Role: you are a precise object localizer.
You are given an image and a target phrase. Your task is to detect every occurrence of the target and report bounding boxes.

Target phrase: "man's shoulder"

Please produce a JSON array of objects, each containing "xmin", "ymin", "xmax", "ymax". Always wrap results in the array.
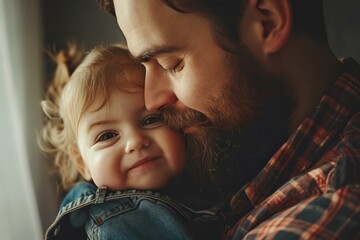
[
  {"xmin": 343, "ymin": 111, "xmax": 360, "ymax": 140},
  {"xmin": 329, "ymin": 111, "xmax": 360, "ymax": 189}
]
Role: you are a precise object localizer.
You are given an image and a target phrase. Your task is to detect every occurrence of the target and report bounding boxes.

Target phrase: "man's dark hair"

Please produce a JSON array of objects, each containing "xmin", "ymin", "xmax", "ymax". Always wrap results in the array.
[
  {"xmin": 97, "ymin": 0, "xmax": 116, "ymax": 16},
  {"xmin": 97, "ymin": 0, "xmax": 327, "ymax": 52}
]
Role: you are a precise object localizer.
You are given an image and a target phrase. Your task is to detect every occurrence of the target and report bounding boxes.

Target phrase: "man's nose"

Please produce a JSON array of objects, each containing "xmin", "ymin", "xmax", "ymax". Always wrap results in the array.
[
  {"xmin": 144, "ymin": 68, "xmax": 177, "ymax": 112},
  {"xmin": 124, "ymin": 131, "xmax": 150, "ymax": 154}
]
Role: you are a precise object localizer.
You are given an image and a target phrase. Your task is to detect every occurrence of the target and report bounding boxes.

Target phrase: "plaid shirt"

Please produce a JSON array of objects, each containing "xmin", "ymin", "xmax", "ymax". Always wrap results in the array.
[{"xmin": 225, "ymin": 58, "xmax": 360, "ymax": 239}]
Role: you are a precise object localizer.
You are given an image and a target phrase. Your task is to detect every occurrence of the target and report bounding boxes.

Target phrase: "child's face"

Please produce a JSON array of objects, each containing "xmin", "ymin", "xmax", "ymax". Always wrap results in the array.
[{"xmin": 76, "ymin": 89, "xmax": 186, "ymax": 190}]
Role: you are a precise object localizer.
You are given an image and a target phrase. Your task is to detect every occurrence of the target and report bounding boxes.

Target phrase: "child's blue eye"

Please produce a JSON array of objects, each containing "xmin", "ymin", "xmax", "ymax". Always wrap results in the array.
[
  {"xmin": 143, "ymin": 115, "xmax": 163, "ymax": 127},
  {"xmin": 96, "ymin": 131, "xmax": 118, "ymax": 142}
]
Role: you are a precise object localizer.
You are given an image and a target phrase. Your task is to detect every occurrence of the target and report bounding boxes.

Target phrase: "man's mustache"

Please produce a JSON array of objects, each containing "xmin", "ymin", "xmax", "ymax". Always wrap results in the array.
[{"xmin": 161, "ymin": 107, "xmax": 211, "ymax": 130}]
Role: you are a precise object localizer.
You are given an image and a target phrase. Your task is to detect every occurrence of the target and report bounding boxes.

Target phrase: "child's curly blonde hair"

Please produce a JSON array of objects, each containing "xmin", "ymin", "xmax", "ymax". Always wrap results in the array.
[{"xmin": 39, "ymin": 43, "xmax": 144, "ymax": 191}]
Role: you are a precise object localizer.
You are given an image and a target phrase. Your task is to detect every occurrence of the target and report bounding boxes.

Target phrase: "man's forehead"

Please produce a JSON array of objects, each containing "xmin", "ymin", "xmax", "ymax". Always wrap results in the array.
[
  {"xmin": 115, "ymin": 0, "xmax": 182, "ymax": 30},
  {"xmin": 114, "ymin": 0, "xmax": 170, "ymax": 50},
  {"xmin": 114, "ymin": 0, "xmax": 206, "ymax": 60},
  {"xmin": 114, "ymin": 0, "xmax": 167, "ymax": 18}
]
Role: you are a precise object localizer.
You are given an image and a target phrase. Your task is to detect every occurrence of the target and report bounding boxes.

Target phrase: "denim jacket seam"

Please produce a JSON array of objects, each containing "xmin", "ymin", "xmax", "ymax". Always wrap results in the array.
[{"xmin": 46, "ymin": 189, "xmax": 220, "ymax": 239}]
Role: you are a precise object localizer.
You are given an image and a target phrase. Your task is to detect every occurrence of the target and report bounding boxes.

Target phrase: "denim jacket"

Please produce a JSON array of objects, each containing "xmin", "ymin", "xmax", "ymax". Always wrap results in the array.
[{"xmin": 45, "ymin": 182, "xmax": 225, "ymax": 240}]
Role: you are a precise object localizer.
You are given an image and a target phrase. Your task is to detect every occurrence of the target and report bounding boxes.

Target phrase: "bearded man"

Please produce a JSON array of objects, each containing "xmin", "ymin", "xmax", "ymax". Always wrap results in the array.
[{"xmin": 98, "ymin": 0, "xmax": 360, "ymax": 238}]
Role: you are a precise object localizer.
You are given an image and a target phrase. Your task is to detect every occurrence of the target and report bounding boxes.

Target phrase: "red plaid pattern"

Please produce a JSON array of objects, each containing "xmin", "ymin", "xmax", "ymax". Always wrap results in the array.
[{"xmin": 226, "ymin": 58, "xmax": 360, "ymax": 239}]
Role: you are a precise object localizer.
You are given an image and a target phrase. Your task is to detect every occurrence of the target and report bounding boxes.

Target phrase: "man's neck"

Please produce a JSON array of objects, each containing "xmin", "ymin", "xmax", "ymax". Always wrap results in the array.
[{"xmin": 279, "ymin": 36, "xmax": 342, "ymax": 131}]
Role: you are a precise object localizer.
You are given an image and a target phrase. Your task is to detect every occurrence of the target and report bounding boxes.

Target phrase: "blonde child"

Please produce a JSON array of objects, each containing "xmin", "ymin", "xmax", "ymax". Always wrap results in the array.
[{"xmin": 40, "ymin": 44, "xmax": 223, "ymax": 239}]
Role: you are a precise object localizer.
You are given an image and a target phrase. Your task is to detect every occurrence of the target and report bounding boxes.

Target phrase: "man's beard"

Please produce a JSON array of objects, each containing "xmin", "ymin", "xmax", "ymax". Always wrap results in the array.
[{"xmin": 163, "ymin": 48, "xmax": 293, "ymax": 194}]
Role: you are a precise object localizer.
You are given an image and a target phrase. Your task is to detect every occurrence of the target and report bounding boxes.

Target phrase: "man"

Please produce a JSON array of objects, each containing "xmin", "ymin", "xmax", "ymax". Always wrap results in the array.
[{"xmin": 98, "ymin": 0, "xmax": 360, "ymax": 239}]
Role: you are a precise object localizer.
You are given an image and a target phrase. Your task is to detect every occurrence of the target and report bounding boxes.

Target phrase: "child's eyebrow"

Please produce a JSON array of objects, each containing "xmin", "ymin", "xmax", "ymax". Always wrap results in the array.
[{"xmin": 87, "ymin": 119, "xmax": 119, "ymax": 132}]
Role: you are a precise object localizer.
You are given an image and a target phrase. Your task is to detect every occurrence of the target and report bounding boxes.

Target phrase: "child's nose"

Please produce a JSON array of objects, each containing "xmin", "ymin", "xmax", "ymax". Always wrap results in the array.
[{"xmin": 124, "ymin": 131, "xmax": 150, "ymax": 154}]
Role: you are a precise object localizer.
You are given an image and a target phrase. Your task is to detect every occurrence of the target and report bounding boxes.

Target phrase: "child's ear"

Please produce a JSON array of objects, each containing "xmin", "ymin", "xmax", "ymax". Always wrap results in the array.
[
  {"xmin": 241, "ymin": 0, "xmax": 292, "ymax": 55},
  {"xmin": 69, "ymin": 145, "xmax": 91, "ymax": 181}
]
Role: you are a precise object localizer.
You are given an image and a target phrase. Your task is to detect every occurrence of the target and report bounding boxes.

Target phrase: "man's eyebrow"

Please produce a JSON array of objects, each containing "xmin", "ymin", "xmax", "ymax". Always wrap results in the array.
[{"xmin": 135, "ymin": 47, "xmax": 180, "ymax": 63}]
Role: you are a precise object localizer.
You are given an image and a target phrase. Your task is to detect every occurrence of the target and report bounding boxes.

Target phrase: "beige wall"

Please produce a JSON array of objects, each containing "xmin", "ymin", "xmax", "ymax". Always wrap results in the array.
[{"xmin": 0, "ymin": 0, "xmax": 48, "ymax": 239}]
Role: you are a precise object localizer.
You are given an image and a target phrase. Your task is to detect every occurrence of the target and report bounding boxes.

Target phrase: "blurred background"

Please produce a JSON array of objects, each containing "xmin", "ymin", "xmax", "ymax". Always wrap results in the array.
[{"xmin": 0, "ymin": 0, "xmax": 359, "ymax": 239}]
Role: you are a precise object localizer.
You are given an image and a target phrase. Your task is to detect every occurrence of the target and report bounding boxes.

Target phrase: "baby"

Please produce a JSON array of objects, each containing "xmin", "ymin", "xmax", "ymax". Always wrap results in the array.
[{"xmin": 40, "ymin": 44, "xmax": 224, "ymax": 239}]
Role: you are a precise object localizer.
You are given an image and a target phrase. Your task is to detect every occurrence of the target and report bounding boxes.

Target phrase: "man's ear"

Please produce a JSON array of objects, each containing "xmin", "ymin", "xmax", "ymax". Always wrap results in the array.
[
  {"xmin": 258, "ymin": 0, "xmax": 292, "ymax": 54},
  {"xmin": 241, "ymin": 0, "xmax": 292, "ymax": 55},
  {"xmin": 69, "ymin": 145, "xmax": 92, "ymax": 181}
]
